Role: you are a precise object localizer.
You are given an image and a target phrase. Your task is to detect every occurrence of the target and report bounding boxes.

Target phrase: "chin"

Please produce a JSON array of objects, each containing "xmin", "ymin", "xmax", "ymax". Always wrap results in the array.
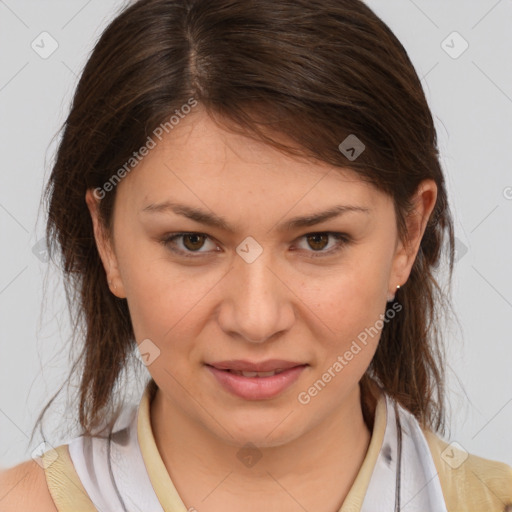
[{"xmin": 215, "ymin": 416, "xmax": 304, "ymax": 450}]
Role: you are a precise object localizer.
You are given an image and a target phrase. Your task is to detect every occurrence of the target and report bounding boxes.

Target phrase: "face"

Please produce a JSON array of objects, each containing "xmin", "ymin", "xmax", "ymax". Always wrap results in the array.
[{"xmin": 86, "ymin": 107, "xmax": 435, "ymax": 448}]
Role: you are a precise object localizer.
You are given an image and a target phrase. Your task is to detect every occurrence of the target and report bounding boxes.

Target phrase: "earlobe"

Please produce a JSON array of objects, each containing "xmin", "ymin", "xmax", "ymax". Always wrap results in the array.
[
  {"xmin": 387, "ymin": 284, "xmax": 401, "ymax": 302},
  {"xmin": 84, "ymin": 189, "xmax": 127, "ymax": 299},
  {"xmin": 388, "ymin": 244, "xmax": 409, "ymax": 299}
]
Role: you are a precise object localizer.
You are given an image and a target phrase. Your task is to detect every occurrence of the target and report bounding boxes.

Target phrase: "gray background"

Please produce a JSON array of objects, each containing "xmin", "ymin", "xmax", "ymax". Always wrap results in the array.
[{"xmin": 1, "ymin": 0, "xmax": 511, "ymax": 470}]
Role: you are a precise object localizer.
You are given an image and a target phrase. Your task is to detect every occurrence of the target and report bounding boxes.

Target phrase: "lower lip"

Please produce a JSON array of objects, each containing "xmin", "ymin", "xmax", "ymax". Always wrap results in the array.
[{"xmin": 206, "ymin": 365, "xmax": 307, "ymax": 400}]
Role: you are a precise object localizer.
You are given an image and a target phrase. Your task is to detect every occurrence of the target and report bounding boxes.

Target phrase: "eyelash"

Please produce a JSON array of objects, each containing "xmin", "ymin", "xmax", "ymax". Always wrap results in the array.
[{"xmin": 159, "ymin": 231, "xmax": 351, "ymax": 259}]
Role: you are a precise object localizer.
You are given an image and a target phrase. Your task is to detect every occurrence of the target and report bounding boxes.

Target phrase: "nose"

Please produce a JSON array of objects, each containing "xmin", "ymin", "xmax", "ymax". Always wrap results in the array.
[{"xmin": 217, "ymin": 249, "xmax": 295, "ymax": 344}]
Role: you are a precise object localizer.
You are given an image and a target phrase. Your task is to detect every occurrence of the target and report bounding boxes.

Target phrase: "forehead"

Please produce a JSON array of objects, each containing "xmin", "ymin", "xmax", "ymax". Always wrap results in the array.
[{"xmin": 116, "ymin": 109, "xmax": 387, "ymax": 214}]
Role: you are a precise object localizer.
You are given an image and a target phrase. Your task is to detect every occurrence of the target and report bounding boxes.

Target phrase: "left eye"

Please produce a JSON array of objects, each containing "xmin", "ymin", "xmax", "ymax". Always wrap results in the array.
[
  {"xmin": 160, "ymin": 231, "xmax": 351, "ymax": 258},
  {"xmin": 295, "ymin": 232, "xmax": 350, "ymax": 257}
]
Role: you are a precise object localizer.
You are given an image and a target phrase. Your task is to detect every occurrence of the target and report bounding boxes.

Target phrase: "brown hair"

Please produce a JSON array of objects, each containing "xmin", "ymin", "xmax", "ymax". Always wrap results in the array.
[{"xmin": 32, "ymin": 0, "xmax": 455, "ymax": 444}]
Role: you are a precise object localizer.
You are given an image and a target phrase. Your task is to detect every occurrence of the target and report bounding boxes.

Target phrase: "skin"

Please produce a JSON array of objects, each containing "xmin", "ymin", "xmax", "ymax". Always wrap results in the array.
[
  {"xmin": 0, "ymin": 459, "xmax": 58, "ymax": 512},
  {"xmin": 85, "ymin": 106, "xmax": 437, "ymax": 512}
]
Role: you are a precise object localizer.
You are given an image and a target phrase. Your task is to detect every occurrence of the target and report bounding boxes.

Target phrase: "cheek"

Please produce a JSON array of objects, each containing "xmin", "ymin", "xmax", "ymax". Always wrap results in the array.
[
  {"xmin": 116, "ymin": 240, "xmax": 214, "ymax": 342},
  {"xmin": 305, "ymin": 249, "xmax": 391, "ymax": 370},
  {"xmin": 308, "ymin": 255, "xmax": 388, "ymax": 331},
  {"xmin": 115, "ymin": 236, "xmax": 172, "ymax": 337}
]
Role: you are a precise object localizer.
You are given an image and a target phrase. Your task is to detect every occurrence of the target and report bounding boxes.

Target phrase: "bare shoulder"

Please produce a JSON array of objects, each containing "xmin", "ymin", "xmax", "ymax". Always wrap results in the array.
[{"xmin": 0, "ymin": 458, "xmax": 58, "ymax": 512}]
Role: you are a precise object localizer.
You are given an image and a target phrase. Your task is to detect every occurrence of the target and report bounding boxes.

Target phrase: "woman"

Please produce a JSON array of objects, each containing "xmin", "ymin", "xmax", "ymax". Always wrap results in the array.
[{"xmin": 1, "ymin": 0, "xmax": 511, "ymax": 510}]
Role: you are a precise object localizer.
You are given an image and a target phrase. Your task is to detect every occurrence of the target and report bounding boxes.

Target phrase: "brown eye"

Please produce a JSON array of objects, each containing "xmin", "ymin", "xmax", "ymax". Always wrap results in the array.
[
  {"xmin": 181, "ymin": 233, "xmax": 207, "ymax": 251},
  {"xmin": 161, "ymin": 232, "xmax": 217, "ymax": 257},
  {"xmin": 295, "ymin": 232, "xmax": 351, "ymax": 258},
  {"xmin": 306, "ymin": 233, "xmax": 329, "ymax": 251}
]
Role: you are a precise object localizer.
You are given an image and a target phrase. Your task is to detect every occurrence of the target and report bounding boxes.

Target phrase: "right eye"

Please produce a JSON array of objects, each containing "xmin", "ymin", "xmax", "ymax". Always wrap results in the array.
[{"xmin": 160, "ymin": 232, "xmax": 219, "ymax": 257}]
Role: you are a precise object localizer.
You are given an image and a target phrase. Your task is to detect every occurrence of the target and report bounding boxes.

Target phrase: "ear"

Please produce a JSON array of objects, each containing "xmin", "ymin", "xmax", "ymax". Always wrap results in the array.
[
  {"xmin": 387, "ymin": 179, "xmax": 437, "ymax": 300},
  {"xmin": 85, "ymin": 189, "xmax": 127, "ymax": 299}
]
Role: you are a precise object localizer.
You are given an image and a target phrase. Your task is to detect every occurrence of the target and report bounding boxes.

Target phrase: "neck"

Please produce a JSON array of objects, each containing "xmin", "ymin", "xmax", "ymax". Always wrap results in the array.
[{"xmin": 149, "ymin": 380, "xmax": 379, "ymax": 510}]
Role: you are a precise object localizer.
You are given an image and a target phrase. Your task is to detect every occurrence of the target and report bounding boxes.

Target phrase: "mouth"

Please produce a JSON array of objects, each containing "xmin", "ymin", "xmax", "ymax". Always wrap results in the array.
[
  {"xmin": 206, "ymin": 359, "xmax": 307, "ymax": 373},
  {"xmin": 216, "ymin": 368, "xmax": 289, "ymax": 378},
  {"xmin": 205, "ymin": 360, "xmax": 309, "ymax": 400}
]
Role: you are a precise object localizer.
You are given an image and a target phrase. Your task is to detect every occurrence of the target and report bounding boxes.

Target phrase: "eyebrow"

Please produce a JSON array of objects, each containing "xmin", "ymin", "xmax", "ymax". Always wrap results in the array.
[{"xmin": 141, "ymin": 201, "xmax": 371, "ymax": 233}]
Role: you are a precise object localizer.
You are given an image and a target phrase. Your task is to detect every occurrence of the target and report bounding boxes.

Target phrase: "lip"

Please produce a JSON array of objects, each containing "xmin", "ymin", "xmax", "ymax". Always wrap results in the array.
[
  {"xmin": 207, "ymin": 359, "xmax": 305, "ymax": 372},
  {"xmin": 206, "ymin": 363, "xmax": 307, "ymax": 400}
]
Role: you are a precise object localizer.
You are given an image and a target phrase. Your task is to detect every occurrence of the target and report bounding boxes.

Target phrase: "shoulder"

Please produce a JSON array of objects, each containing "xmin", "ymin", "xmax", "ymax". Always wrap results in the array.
[
  {"xmin": 0, "ymin": 457, "xmax": 58, "ymax": 512},
  {"xmin": 423, "ymin": 429, "xmax": 512, "ymax": 511},
  {"xmin": 1, "ymin": 443, "xmax": 97, "ymax": 512}
]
